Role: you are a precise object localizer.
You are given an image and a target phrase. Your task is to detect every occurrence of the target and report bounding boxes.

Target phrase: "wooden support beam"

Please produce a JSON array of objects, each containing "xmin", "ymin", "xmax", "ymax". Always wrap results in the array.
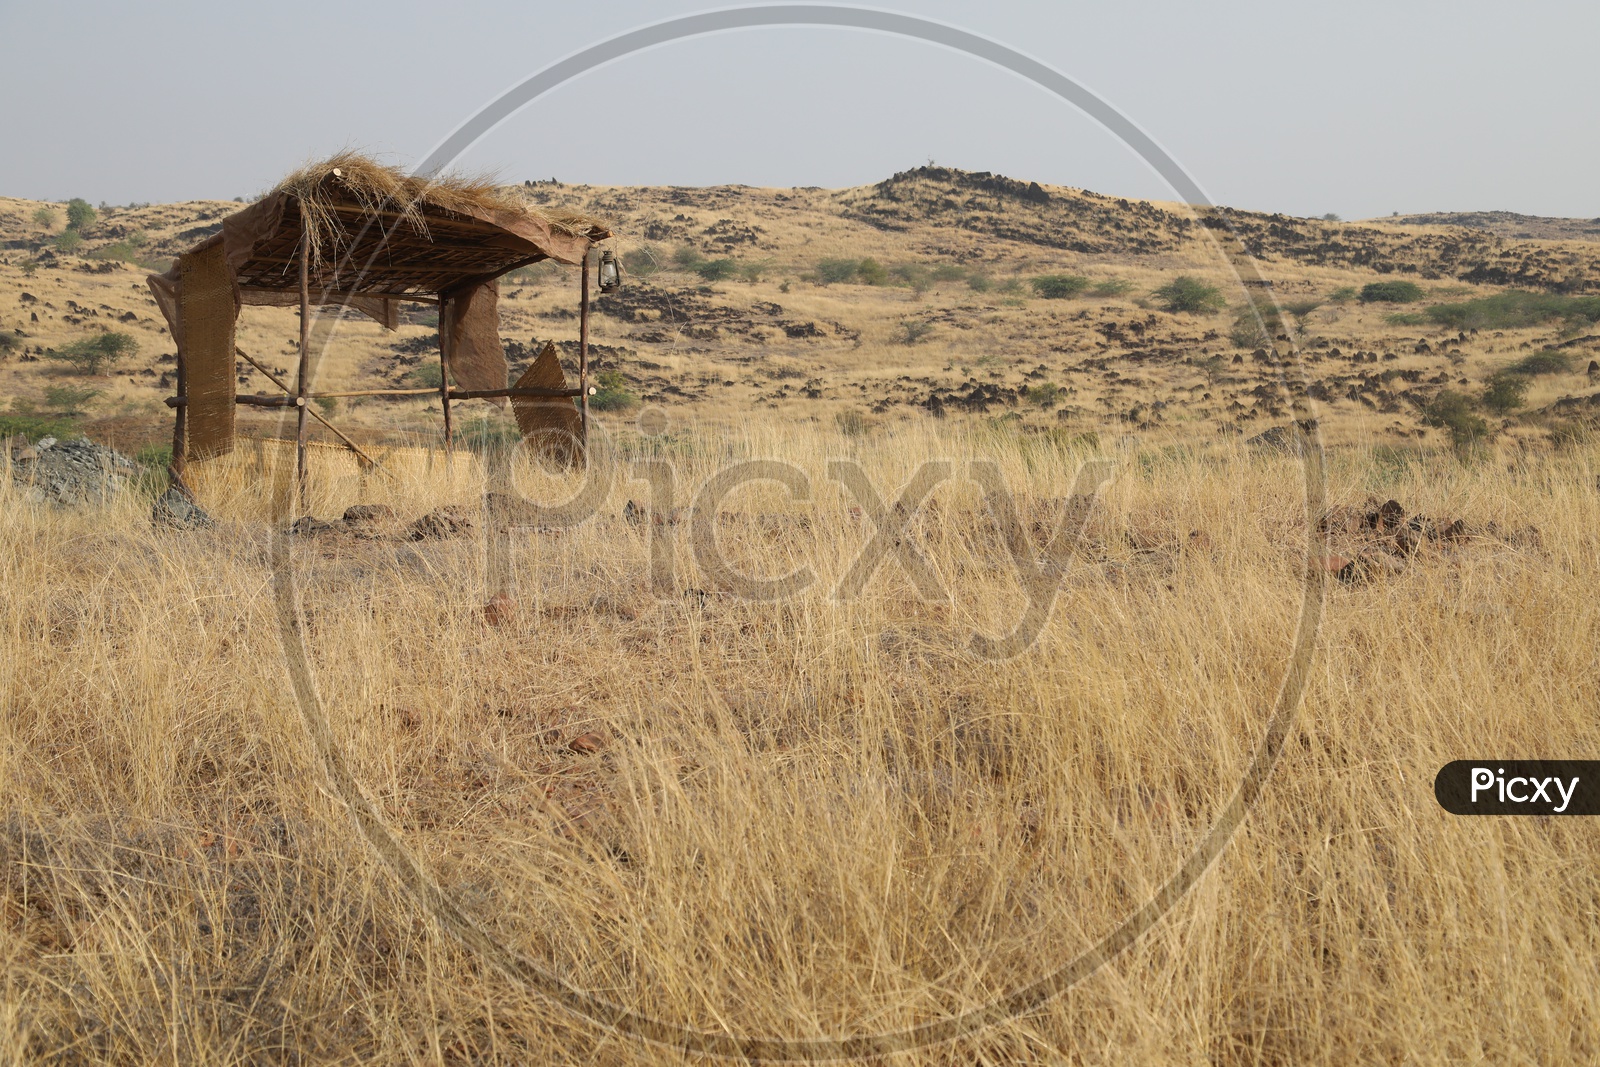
[
  {"xmin": 439, "ymin": 299, "xmax": 453, "ymax": 453},
  {"xmin": 238, "ymin": 285, "xmax": 439, "ymax": 306},
  {"xmin": 238, "ymin": 394, "xmax": 301, "ymax": 408},
  {"xmin": 234, "ymin": 347, "xmax": 385, "ymax": 474},
  {"xmin": 296, "ymin": 228, "xmax": 310, "ymax": 511},
  {"xmin": 579, "ymin": 250, "xmax": 590, "ymax": 458},
  {"xmin": 450, "ymin": 386, "xmax": 585, "ymax": 400}
]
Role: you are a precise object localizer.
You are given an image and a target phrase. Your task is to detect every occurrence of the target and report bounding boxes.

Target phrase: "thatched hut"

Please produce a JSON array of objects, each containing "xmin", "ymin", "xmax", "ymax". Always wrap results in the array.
[{"xmin": 147, "ymin": 153, "xmax": 614, "ymax": 499}]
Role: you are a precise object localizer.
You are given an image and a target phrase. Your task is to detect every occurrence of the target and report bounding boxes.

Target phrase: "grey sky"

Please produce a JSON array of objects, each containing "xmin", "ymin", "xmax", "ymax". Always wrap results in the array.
[{"xmin": 1, "ymin": 1, "xmax": 1594, "ymax": 221}]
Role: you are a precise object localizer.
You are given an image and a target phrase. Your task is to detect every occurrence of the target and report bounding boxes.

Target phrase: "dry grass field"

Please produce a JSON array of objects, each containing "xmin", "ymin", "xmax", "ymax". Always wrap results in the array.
[{"xmin": 3, "ymin": 169, "xmax": 1600, "ymax": 1063}]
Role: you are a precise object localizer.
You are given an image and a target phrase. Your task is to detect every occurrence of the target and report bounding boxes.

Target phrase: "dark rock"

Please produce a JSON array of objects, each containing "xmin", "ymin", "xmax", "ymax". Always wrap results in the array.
[{"xmin": 152, "ymin": 486, "xmax": 213, "ymax": 529}]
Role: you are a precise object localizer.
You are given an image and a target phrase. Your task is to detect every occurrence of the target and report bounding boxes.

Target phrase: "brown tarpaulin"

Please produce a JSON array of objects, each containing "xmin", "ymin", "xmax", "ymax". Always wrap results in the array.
[
  {"xmin": 441, "ymin": 281, "xmax": 508, "ymax": 404},
  {"xmin": 177, "ymin": 243, "xmax": 237, "ymax": 458},
  {"xmin": 511, "ymin": 342, "xmax": 582, "ymax": 463}
]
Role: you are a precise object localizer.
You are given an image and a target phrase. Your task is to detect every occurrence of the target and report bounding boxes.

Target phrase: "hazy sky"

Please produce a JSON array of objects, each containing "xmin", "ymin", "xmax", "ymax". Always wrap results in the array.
[{"xmin": 1, "ymin": 1, "xmax": 1594, "ymax": 221}]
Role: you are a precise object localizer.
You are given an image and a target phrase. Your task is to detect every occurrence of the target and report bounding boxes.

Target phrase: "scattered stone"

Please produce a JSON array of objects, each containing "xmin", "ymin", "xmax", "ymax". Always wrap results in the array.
[
  {"xmin": 568, "ymin": 732, "xmax": 606, "ymax": 755},
  {"xmin": 9, "ymin": 436, "xmax": 140, "ymax": 507},
  {"xmin": 287, "ymin": 515, "xmax": 336, "ymax": 535},
  {"xmin": 407, "ymin": 506, "xmax": 473, "ymax": 540},
  {"xmin": 1319, "ymin": 554, "xmax": 1357, "ymax": 582},
  {"xmin": 151, "ymin": 486, "xmax": 213, "ymax": 529},
  {"xmin": 1245, "ymin": 425, "xmax": 1296, "ymax": 452},
  {"xmin": 482, "ymin": 593, "xmax": 517, "ymax": 627},
  {"xmin": 342, "ymin": 503, "xmax": 395, "ymax": 524}
]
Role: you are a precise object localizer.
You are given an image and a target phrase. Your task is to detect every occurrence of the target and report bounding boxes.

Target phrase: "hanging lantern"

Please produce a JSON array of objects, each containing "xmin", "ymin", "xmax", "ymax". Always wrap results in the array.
[{"xmin": 597, "ymin": 249, "xmax": 622, "ymax": 292}]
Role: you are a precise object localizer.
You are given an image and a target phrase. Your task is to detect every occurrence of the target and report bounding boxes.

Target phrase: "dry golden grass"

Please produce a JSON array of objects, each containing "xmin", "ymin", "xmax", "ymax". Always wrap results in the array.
[{"xmin": 3, "ymin": 412, "xmax": 1598, "ymax": 1062}]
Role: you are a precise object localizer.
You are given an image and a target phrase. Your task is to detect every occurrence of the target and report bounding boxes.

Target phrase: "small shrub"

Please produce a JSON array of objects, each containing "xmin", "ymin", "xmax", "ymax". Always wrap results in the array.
[
  {"xmin": 1480, "ymin": 372, "xmax": 1528, "ymax": 415},
  {"xmin": 1321, "ymin": 212, "xmax": 1341, "ymax": 222},
  {"xmin": 835, "ymin": 410, "xmax": 868, "ymax": 437},
  {"xmin": 1152, "ymin": 275, "xmax": 1226, "ymax": 314},
  {"xmin": 1328, "ymin": 286, "xmax": 1359, "ymax": 304},
  {"xmin": 406, "ymin": 362, "xmax": 444, "ymax": 389},
  {"xmin": 313, "ymin": 396, "xmax": 338, "ymax": 416},
  {"xmin": 0, "ymin": 332, "xmax": 19, "ymax": 357},
  {"xmin": 1284, "ymin": 298, "xmax": 1323, "ymax": 318},
  {"xmin": 1507, "ymin": 351, "xmax": 1572, "ymax": 376},
  {"xmin": 1360, "ymin": 280, "xmax": 1425, "ymax": 303},
  {"xmin": 1089, "ymin": 279, "xmax": 1133, "ymax": 298},
  {"xmin": 1422, "ymin": 389, "xmax": 1488, "ymax": 447},
  {"xmin": 896, "ymin": 320, "xmax": 935, "ymax": 345},
  {"xmin": 815, "ymin": 258, "xmax": 860, "ymax": 285},
  {"xmin": 1030, "ymin": 274, "xmax": 1090, "ymax": 299},
  {"xmin": 892, "ymin": 263, "xmax": 931, "ymax": 293},
  {"xmin": 695, "ymin": 258, "xmax": 738, "ymax": 282},
  {"xmin": 997, "ymin": 277, "xmax": 1024, "ymax": 295},
  {"xmin": 855, "ymin": 258, "xmax": 888, "ymax": 286},
  {"xmin": 65, "ymin": 198, "xmax": 96, "ymax": 231},
  {"xmin": 1023, "ymin": 382, "xmax": 1061, "ymax": 406},
  {"xmin": 1230, "ymin": 301, "xmax": 1284, "ymax": 347},
  {"xmin": 47, "ymin": 330, "xmax": 138, "ymax": 375},
  {"xmin": 1385, "ymin": 312, "xmax": 1428, "ymax": 326},
  {"xmin": 737, "ymin": 259, "xmax": 771, "ymax": 284},
  {"xmin": 1425, "ymin": 291, "xmax": 1600, "ymax": 331},
  {"xmin": 621, "ymin": 247, "xmax": 660, "ymax": 277},
  {"xmin": 53, "ymin": 231, "xmax": 83, "ymax": 253},
  {"xmin": 43, "ymin": 384, "xmax": 100, "ymax": 414},
  {"xmin": 0, "ymin": 413, "xmax": 78, "ymax": 440},
  {"xmin": 31, "ymin": 206, "xmax": 57, "ymax": 231},
  {"xmin": 589, "ymin": 369, "xmax": 638, "ymax": 412},
  {"xmin": 930, "ymin": 263, "xmax": 967, "ymax": 283},
  {"xmin": 672, "ymin": 246, "xmax": 706, "ymax": 271},
  {"xmin": 966, "ymin": 272, "xmax": 992, "ymax": 293}
]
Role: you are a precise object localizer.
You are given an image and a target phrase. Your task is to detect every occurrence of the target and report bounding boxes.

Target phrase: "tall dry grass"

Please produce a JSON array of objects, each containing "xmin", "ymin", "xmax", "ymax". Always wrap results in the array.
[{"xmin": 1, "ymin": 420, "xmax": 1597, "ymax": 1063}]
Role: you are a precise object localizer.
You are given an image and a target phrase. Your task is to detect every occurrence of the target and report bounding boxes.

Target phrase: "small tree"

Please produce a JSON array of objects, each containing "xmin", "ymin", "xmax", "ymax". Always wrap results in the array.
[
  {"xmin": 1152, "ymin": 275, "xmax": 1226, "ymax": 314},
  {"xmin": 815, "ymin": 258, "xmax": 860, "ymax": 285},
  {"xmin": 65, "ymin": 198, "xmax": 97, "ymax": 231},
  {"xmin": 695, "ymin": 258, "xmax": 738, "ymax": 282},
  {"xmin": 1422, "ymin": 389, "xmax": 1488, "ymax": 447},
  {"xmin": 32, "ymin": 206, "xmax": 58, "ymax": 231},
  {"xmin": 54, "ymin": 230, "xmax": 83, "ymax": 253},
  {"xmin": 1480, "ymin": 372, "xmax": 1528, "ymax": 415},
  {"xmin": 47, "ymin": 331, "xmax": 138, "ymax": 375}
]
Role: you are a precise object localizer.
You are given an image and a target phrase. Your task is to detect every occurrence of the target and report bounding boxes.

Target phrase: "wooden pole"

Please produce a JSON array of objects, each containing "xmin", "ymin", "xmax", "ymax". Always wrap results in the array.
[
  {"xmin": 296, "ymin": 227, "xmax": 310, "ymax": 513},
  {"xmin": 233, "ymin": 349, "xmax": 386, "ymax": 473},
  {"xmin": 439, "ymin": 295, "xmax": 454, "ymax": 455},
  {"xmin": 578, "ymin": 249, "xmax": 590, "ymax": 460},
  {"xmin": 170, "ymin": 311, "xmax": 188, "ymax": 493}
]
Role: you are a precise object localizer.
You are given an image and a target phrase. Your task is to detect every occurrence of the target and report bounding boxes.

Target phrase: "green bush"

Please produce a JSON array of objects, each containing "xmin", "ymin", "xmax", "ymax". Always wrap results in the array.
[
  {"xmin": 589, "ymin": 369, "xmax": 637, "ymax": 411},
  {"xmin": 0, "ymin": 413, "xmax": 79, "ymax": 440},
  {"xmin": 1089, "ymin": 279, "xmax": 1133, "ymax": 298},
  {"xmin": 313, "ymin": 396, "xmax": 338, "ymax": 416},
  {"xmin": 53, "ymin": 230, "xmax": 83, "ymax": 253},
  {"xmin": 695, "ymin": 258, "xmax": 738, "ymax": 282},
  {"xmin": 65, "ymin": 198, "xmax": 96, "ymax": 231},
  {"xmin": 43, "ymin": 384, "xmax": 100, "ymax": 414},
  {"xmin": 621, "ymin": 247, "xmax": 660, "ymax": 277},
  {"xmin": 1480, "ymin": 372, "xmax": 1528, "ymax": 415},
  {"xmin": 1360, "ymin": 281, "xmax": 1425, "ymax": 303},
  {"xmin": 406, "ymin": 362, "xmax": 444, "ymax": 389},
  {"xmin": 930, "ymin": 263, "xmax": 967, "ymax": 283},
  {"xmin": 672, "ymin": 246, "xmax": 706, "ymax": 271},
  {"xmin": 966, "ymin": 272, "xmax": 992, "ymax": 293},
  {"xmin": 1328, "ymin": 286, "xmax": 1359, "ymax": 304},
  {"xmin": 815, "ymin": 258, "xmax": 861, "ymax": 285},
  {"xmin": 896, "ymin": 320, "xmax": 935, "ymax": 345},
  {"xmin": 46, "ymin": 331, "xmax": 138, "ymax": 375},
  {"xmin": 1030, "ymin": 274, "xmax": 1090, "ymax": 299},
  {"xmin": 1507, "ymin": 351, "xmax": 1572, "ymax": 376},
  {"xmin": 1422, "ymin": 389, "xmax": 1488, "ymax": 447},
  {"xmin": 1424, "ymin": 291, "xmax": 1600, "ymax": 331},
  {"xmin": 1385, "ymin": 312, "xmax": 1428, "ymax": 326},
  {"xmin": 1023, "ymin": 382, "xmax": 1061, "ymax": 406},
  {"xmin": 1151, "ymin": 275, "xmax": 1226, "ymax": 314},
  {"xmin": 855, "ymin": 258, "xmax": 888, "ymax": 286},
  {"xmin": 31, "ymin": 206, "xmax": 57, "ymax": 231}
]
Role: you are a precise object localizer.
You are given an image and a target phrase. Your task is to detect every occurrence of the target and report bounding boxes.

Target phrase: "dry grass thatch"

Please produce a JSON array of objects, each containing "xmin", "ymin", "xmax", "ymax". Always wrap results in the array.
[{"xmin": 269, "ymin": 151, "xmax": 609, "ymax": 268}]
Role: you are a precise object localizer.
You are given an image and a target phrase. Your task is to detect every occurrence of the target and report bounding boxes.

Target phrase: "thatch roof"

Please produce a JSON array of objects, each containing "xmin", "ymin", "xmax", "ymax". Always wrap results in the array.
[{"xmin": 161, "ymin": 152, "xmax": 612, "ymax": 305}]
